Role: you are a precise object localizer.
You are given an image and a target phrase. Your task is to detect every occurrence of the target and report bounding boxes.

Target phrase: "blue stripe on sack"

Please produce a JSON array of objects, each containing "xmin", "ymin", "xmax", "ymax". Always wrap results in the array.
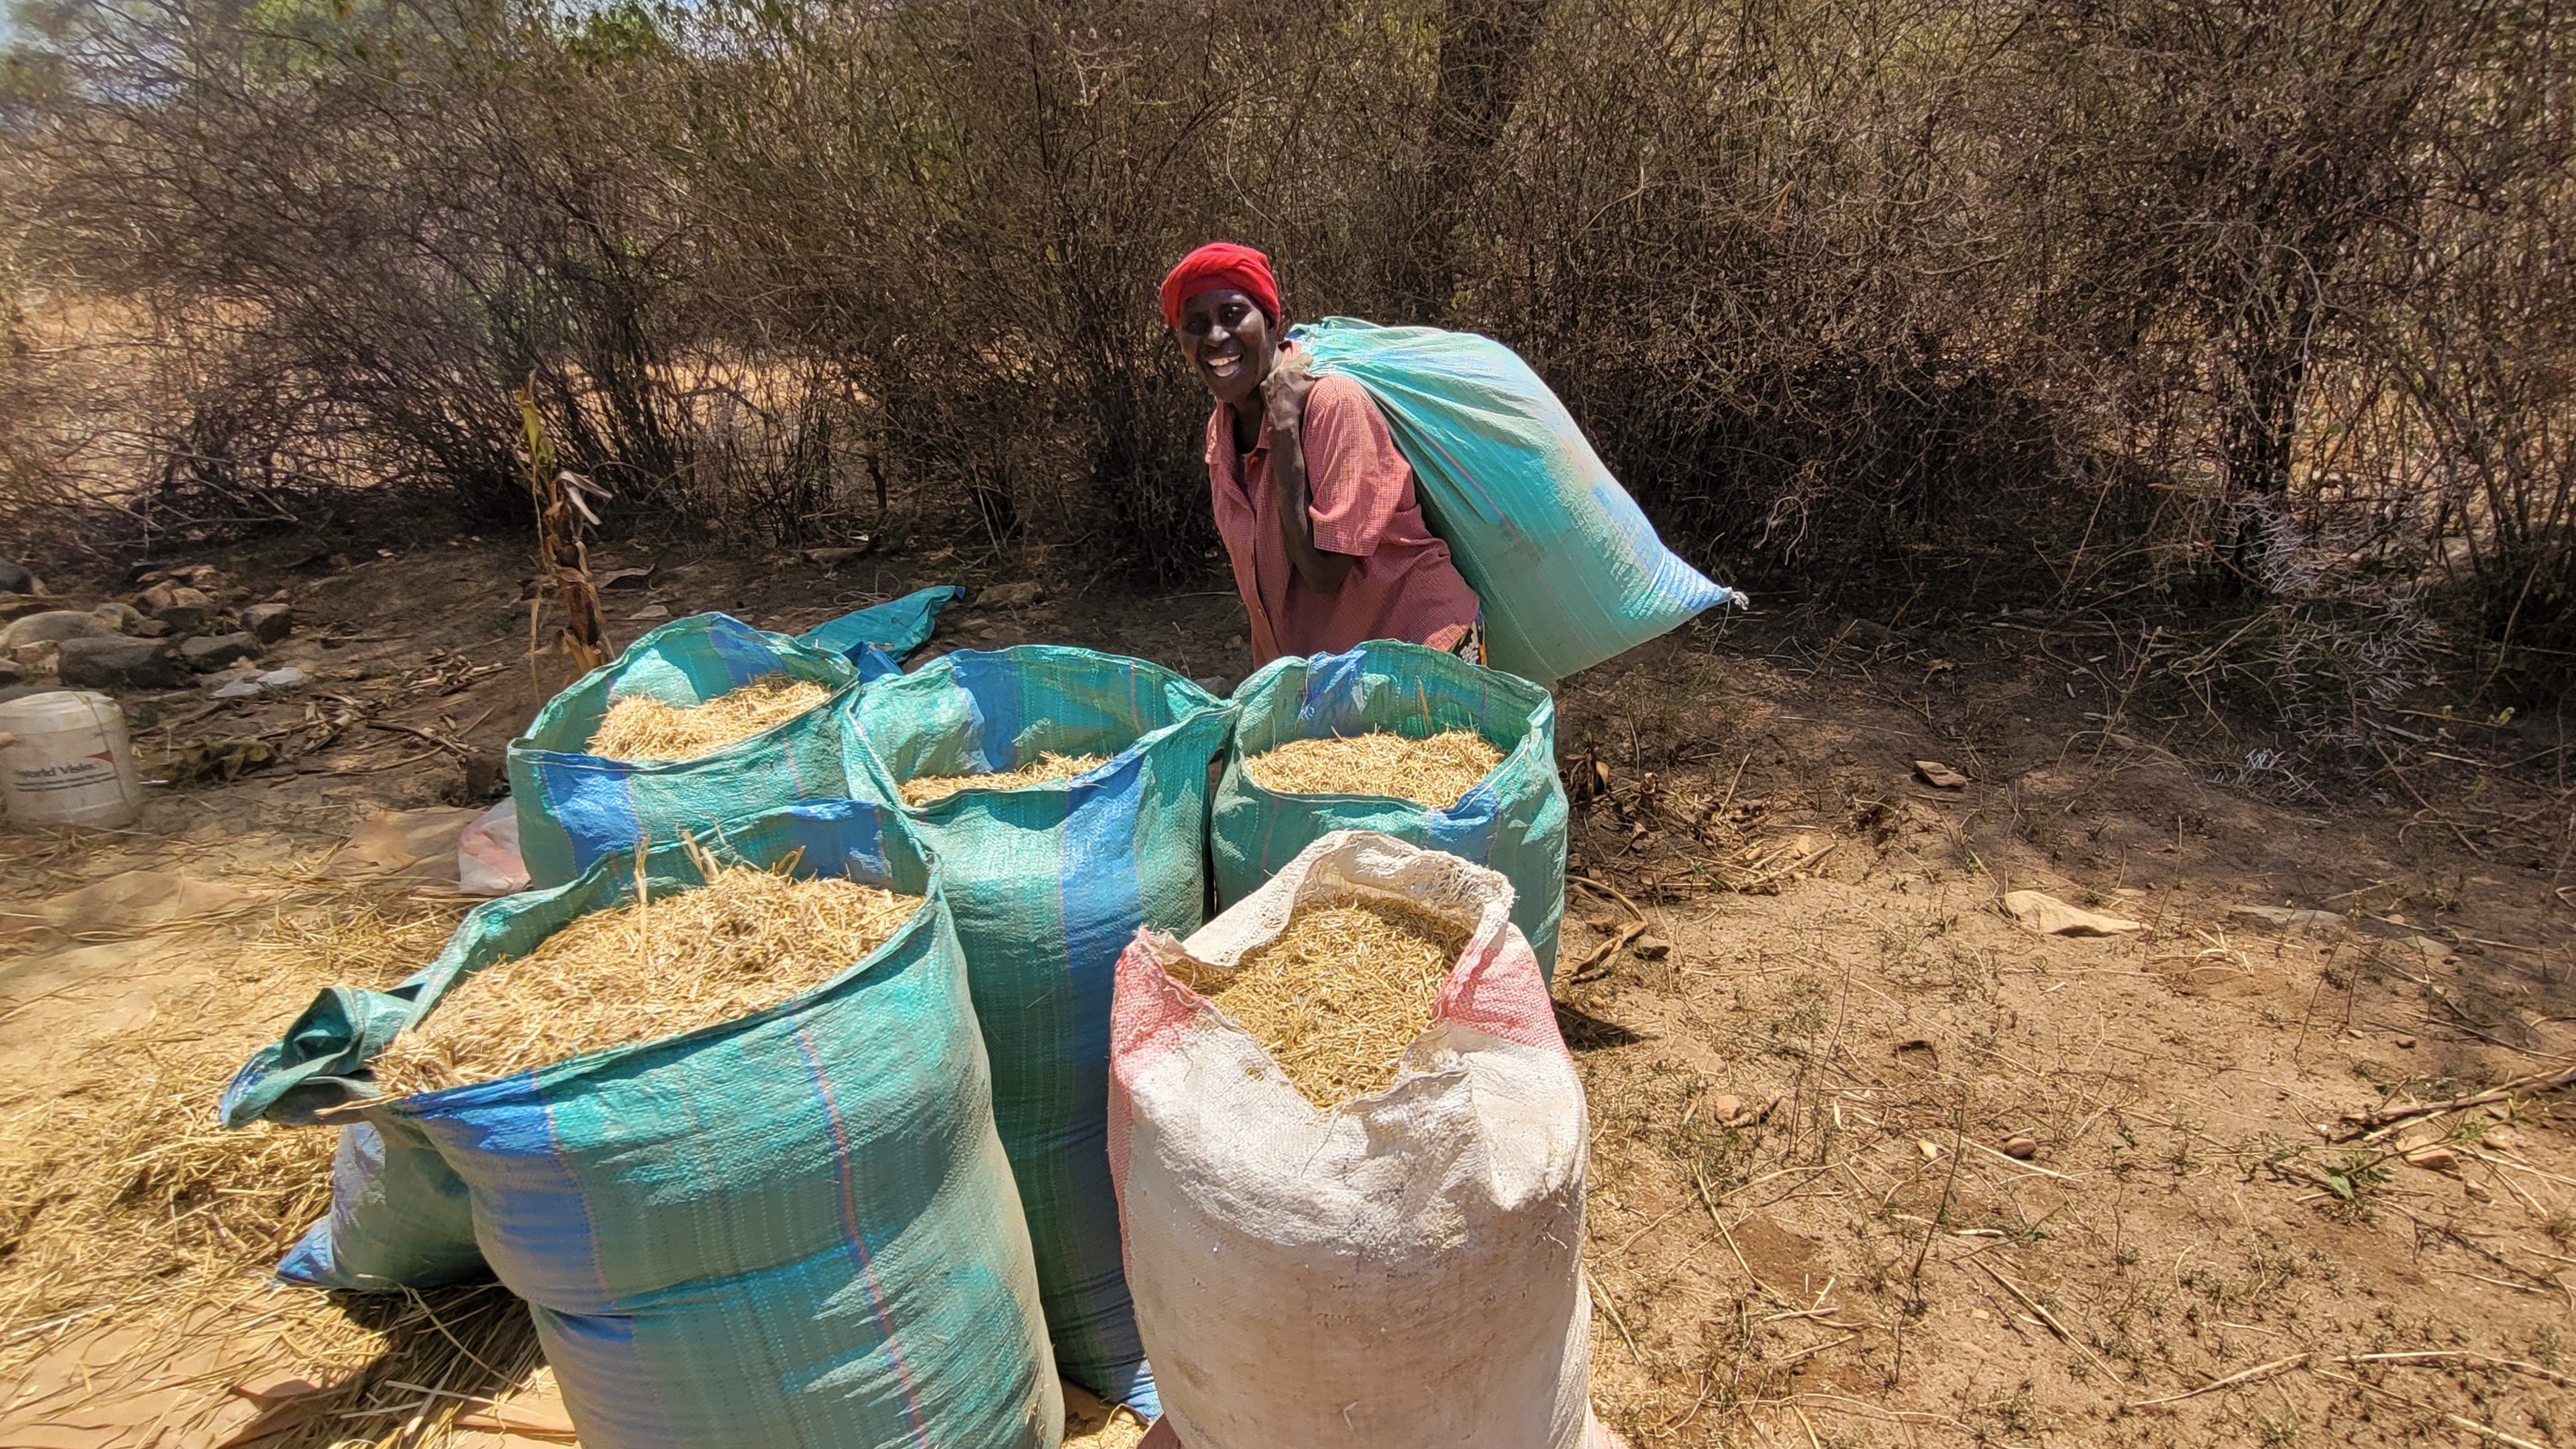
[
  {"xmin": 788, "ymin": 1018, "xmax": 933, "ymax": 1445},
  {"xmin": 542, "ymin": 760, "xmax": 641, "ymax": 878},
  {"xmin": 950, "ymin": 652, "xmax": 1021, "ymax": 772},
  {"xmin": 705, "ymin": 616, "xmax": 779, "ymax": 689},
  {"xmin": 532, "ymin": 1304, "xmax": 681, "ymax": 1449},
  {"xmin": 419, "ymin": 1087, "xmax": 614, "ymax": 1313},
  {"xmin": 1052, "ymin": 750, "xmax": 1150, "ymax": 1391}
]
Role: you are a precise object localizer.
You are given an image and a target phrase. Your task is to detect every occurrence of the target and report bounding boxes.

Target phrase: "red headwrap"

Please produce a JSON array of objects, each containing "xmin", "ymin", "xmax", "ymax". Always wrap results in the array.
[{"xmin": 1159, "ymin": 242, "xmax": 1280, "ymax": 330}]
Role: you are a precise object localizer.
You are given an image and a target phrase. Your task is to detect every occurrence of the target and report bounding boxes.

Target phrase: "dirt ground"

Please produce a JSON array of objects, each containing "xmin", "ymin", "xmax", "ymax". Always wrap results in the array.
[{"xmin": 2, "ymin": 532, "xmax": 2571, "ymax": 1447}]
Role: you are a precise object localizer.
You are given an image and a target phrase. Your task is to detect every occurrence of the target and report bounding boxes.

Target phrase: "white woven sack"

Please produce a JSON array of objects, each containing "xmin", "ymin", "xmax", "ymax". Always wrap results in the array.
[{"xmin": 1108, "ymin": 830, "xmax": 1617, "ymax": 1449}]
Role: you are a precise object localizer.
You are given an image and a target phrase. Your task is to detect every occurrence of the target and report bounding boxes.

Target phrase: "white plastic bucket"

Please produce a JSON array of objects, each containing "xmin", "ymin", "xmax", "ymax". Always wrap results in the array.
[{"xmin": 0, "ymin": 691, "xmax": 144, "ymax": 830}]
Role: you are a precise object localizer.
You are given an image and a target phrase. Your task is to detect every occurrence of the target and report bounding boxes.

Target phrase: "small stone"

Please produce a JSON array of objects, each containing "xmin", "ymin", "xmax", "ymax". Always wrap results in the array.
[
  {"xmin": 2, "ymin": 610, "xmax": 115, "ymax": 649},
  {"xmin": 1918, "ymin": 1139, "xmax": 1945, "ymax": 1161},
  {"xmin": 1914, "ymin": 759, "xmax": 1969, "ymax": 788},
  {"xmin": 179, "ymin": 632, "xmax": 261, "ymax": 672},
  {"xmin": 210, "ymin": 679, "xmax": 264, "ymax": 700},
  {"xmin": 240, "ymin": 602, "xmax": 295, "ymax": 643},
  {"xmin": 2404, "ymin": 1145, "xmax": 2460, "ymax": 1172},
  {"xmin": 2002, "ymin": 889, "xmax": 2142, "ymax": 937},
  {"xmin": 56, "ymin": 635, "xmax": 186, "ymax": 690},
  {"xmin": 1705, "ymin": 1093, "xmax": 1743, "ymax": 1123},
  {"xmin": 255, "ymin": 666, "xmax": 308, "ymax": 690},
  {"xmin": 2486, "ymin": 1126, "xmax": 2523, "ymax": 1150},
  {"xmin": 0, "ymin": 557, "xmax": 30, "ymax": 594},
  {"xmin": 979, "ymin": 581, "xmax": 1045, "ymax": 609},
  {"xmin": 2394, "ymin": 1035, "xmax": 2416, "ymax": 1049},
  {"xmin": 2002, "ymin": 1135, "xmax": 2039, "ymax": 1159},
  {"xmin": 132, "ymin": 617, "xmax": 170, "ymax": 638},
  {"xmin": 1634, "ymin": 934, "xmax": 1672, "ymax": 959},
  {"xmin": 627, "ymin": 603, "xmax": 671, "ymax": 621},
  {"xmin": 151, "ymin": 583, "xmax": 215, "ymax": 620}
]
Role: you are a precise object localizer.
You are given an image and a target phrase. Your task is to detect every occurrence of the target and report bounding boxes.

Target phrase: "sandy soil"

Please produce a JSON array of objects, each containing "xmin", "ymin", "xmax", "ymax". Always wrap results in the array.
[{"xmin": 2, "ymin": 532, "xmax": 2570, "ymax": 1447}]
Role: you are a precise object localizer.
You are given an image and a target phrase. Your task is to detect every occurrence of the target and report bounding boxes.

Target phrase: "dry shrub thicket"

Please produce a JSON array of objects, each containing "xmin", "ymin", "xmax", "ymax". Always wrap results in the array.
[{"xmin": 0, "ymin": 0, "xmax": 2570, "ymax": 722}]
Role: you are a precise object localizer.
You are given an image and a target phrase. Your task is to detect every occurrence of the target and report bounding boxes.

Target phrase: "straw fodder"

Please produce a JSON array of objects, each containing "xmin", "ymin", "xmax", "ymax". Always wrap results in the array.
[
  {"xmin": 374, "ymin": 862, "xmax": 921, "ymax": 1096},
  {"xmin": 0, "ymin": 891, "xmax": 554, "ymax": 1449},
  {"xmin": 1242, "ymin": 730, "xmax": 1504, "ymax": 810},
  {"xmin": 1063, "ymin": 1382, "xmax": 1150, "ymax": 1448},
  {"xmin": 586, "ymin": 675, "xmax": 831, "ymax": 762},
  {"xmin": 1172, "ymin": 897, "xmax": 1468, "ymax": 1109},
  {"xmin": 900, "ymin": 751, "xmax": 1108, "ymax": 806}
]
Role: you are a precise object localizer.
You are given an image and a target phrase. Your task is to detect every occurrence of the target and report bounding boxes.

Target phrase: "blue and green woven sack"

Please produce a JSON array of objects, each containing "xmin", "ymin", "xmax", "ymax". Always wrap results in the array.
[
  {"xmin": 221, "ymin": 800, "xmax": 1061, "ymax": 1449},
  {"xmin": 1291, "ymin": 317, "xmax": 1736, "ymax": 685},
  {"xmin": 844, "ymin": 647, "xmax": 1233, "ymax": 1416},
  {"xmin": 1214, "ymin": 640, "xmax": 1569, "ymax": 975},
  {"xmin": 508, "ymin": 588, "xmax": 958, "ymax": 889}
]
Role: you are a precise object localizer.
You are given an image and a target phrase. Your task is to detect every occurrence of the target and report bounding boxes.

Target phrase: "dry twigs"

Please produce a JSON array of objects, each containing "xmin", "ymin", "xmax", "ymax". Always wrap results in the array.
[{"xmin": 2333, "ymin": 1063, "xmax": 2576, "ymax": 1140}]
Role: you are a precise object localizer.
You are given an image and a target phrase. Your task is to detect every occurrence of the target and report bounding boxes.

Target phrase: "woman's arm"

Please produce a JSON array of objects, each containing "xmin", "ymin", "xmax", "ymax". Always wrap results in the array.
[{"xmin": 1261, "ymin": 353, "xmax": 1357, "ymax": 594}]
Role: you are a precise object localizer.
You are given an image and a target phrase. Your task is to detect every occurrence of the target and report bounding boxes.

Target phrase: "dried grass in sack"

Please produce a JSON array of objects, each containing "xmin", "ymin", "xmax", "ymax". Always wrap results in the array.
[
  {"xmin": 1239, "ymin": 729, "xmax": 1502, "ymax": 809},
  {"xmin": 1170, "ymin": 897, "xmax": 1466, "ymax": 1109},
  {"xmin": 585, "ymin": 674, "xmax": 831, "ymax": 761},
  {"xmin": 900, "ymin": 751, "xmax": 1108, "ymax": 806},
  {"xmin": 374, "ymin": 859, "xmax": 920, "ymax": 1095}
]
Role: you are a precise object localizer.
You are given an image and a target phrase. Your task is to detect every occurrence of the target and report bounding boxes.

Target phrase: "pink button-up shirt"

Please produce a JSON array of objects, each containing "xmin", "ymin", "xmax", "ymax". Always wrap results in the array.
[{"xmin": 1206, "ymin": 366, "xmax": 1480, "ymax": 666}]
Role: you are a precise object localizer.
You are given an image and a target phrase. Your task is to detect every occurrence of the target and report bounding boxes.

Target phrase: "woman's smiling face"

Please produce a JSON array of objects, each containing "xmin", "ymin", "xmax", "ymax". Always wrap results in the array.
[{"xmin": 1175, "ymin": 286, "xmax": 1275, "ymax": 411}]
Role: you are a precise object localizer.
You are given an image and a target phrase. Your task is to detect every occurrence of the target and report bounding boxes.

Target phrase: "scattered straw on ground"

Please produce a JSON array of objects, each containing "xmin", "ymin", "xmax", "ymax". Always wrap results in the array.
[
  {"xmin": 1241, "ymin": 729, "xmax": 1503, "ymax": 808},
  {"xmin": 1172, "ymin": 896, "xmax": 1468, "ymax": 1109},
  {"xmin": 900, "ymin": 751, "xmax": 1108, "ymax": 805},
  {"xmin": 586, "ymin": 674, "xmax": 830, "ymax": 761},
  {"xmin": 374, "ymin": 862, "xmax": 919, "ymax": 1096},
  {"xmin": 1063, "ymin": 1381, "xmax": 1150, "ymax": 1448},
  {"xmin": 0, "ymin": 885, "xmax": 557, "ymax": 1449}
]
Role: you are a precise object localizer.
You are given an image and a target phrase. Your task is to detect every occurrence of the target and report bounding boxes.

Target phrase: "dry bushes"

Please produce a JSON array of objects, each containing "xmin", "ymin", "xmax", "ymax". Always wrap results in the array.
[{"xmin": 4, "ymin": 0, "xmax": 2572, "ymax": 704}]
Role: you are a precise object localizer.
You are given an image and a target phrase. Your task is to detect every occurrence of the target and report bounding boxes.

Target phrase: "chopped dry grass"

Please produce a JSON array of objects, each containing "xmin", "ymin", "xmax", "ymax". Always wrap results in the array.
[
  {"xmin": 1241, "ymin": 729, "xmax": 1503, "ymax": 809},
  {"xmin": 585, "ymin": 674, "xmax": 830, "ymax": 761},
  {"xmin": 1172, "ymin": 896, "xmax": 1468, "ymax": 1109},
  {"xmin": 373, "ymin": 862, "xmax": 920, "ymax": 1096},
  {"xmin": 0, "ymin": 887, "xmax": 556, "ymax": 1449},
  {"xmin": 1063, "ymin": 1380, "xmax": 1150, "ymax": 1448},
  {"xmin": 900, "ymin": 750, "xmax": 1108, "ymax": 805}
]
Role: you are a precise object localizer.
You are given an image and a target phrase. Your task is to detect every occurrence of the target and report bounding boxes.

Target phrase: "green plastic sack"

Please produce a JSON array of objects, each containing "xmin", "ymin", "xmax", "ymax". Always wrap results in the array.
[
  {"xmin": 506, "ymin": 614, "xmax": 862, "ymax": 889},
  {"xmin": 843, "ymin": 647, "xmax": 1234, "ymax": 1416},
  {"xmin": 1290, "ymin": 317, "xmax": 1737, "ymax": 685},
  {"xmin": 1213, "ymin": 640, "xmax": 1568, "ymax": 974},
  {"xmin": 223, "ymin": 800, "xmax": 1062, "ymax": 1449}
]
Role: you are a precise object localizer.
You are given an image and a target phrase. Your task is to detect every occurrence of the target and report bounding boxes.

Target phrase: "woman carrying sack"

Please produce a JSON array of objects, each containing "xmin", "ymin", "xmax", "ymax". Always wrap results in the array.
[{"xmin": 1162, "ymin": 242, "xmax": 1486, "ymax": 669}]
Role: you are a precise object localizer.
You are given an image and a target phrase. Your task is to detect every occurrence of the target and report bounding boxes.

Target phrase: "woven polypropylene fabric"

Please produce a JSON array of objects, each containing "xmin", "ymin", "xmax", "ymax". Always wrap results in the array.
[
  {"xmin": 843, "ymin": 646, "xmax": 1233, "ymax": 1415},
  {"xmin": 1213, "ymin": 640, "xmax": 1568, "ymax": 975},
  {"xmin": 506, "ymin": 614, "xmax": 862, "ymax": 889},
  {"xmin": 1108, "ymin": 833, "xmax": 1596, "ymax": 1449},
  {"xmin": 1290, "ymin": 317, "xmax": 1735, "ymax": 686},
  {"xmin": 224, "ymin": 800, "xmax": 1062, "ymax": 1449}
]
